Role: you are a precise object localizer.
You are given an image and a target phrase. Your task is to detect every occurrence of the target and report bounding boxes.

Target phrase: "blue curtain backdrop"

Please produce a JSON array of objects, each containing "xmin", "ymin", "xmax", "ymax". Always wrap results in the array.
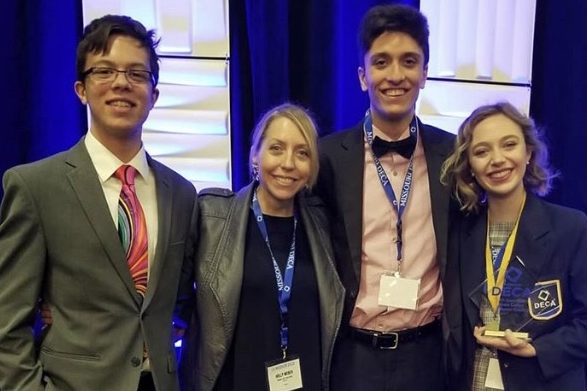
[
  {"xmin": 0, "ymin": 0, "xmax": 85, "ymax": 199},
  {"xmin": 530, "ymin": 0, "xmax": 587, "ymax": 213},
  {"xmin": 0, "ymin": 0, "xmax": 585, "ymax": 215},
  {"xmin": 230, "ymin": 0, "xmax": 416, "ymax": 187},
  {"xmin": 230, "ymin": 0, "xmax": 587, "ymax": 214}
]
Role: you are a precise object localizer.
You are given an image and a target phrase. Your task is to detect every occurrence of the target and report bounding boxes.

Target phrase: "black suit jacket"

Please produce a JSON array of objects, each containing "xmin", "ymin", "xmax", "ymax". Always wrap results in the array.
[{"xmin": 314, "ymin": 119, "xmax": 458, "ymax": 330}]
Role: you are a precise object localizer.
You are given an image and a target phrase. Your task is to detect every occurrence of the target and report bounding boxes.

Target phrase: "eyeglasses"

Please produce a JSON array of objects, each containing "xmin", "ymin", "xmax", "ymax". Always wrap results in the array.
[{"xmin": 82, "ymin": 67, "xmax": 155, "ymax": 85}]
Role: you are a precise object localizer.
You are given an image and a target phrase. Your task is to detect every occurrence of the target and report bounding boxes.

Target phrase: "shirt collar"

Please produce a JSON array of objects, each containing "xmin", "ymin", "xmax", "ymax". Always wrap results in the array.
[
  {"xmin": 372, "ymin": 123, "xmax": 411, "ymax": 142},
  {"xmin": 84, "ymin": 130, "xmax": 150, "ymax": 183}
]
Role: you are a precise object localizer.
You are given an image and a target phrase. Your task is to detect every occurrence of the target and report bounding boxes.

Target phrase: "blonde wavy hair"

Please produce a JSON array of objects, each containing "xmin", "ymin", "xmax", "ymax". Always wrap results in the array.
[{"xmin": 440, "ymin": 102, "xmax": 556, "ymax": 213}]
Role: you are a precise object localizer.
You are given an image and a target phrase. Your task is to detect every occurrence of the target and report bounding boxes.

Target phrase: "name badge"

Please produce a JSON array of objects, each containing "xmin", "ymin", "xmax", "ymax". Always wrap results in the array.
[
  {"xmin": 265, "ymin": 355, "xmax": 303, "ymax": 391},
  {"xmin": 378, "ymin": 274, "xmax": 420, "ymax": 310},
  {"xmin": 485, "ymin": 357, "xmax": 505, "ymax": 390}
]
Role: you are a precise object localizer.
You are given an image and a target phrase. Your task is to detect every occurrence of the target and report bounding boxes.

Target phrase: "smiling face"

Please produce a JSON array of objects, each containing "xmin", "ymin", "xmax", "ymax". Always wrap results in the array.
[
  {"xmin": 74, "ymin": 35, "xmax": 159, "ymax": 150},
  {"xmin": 468, "ymin": 114, "xmax": 532, "ymax": 205},
  {"xmin": 358, "ymin": 31, "xmax": 427, "ymax": 135},
  {"xmin": 253, "ymin": 117, "xmax": 312, "ymax": 216}
]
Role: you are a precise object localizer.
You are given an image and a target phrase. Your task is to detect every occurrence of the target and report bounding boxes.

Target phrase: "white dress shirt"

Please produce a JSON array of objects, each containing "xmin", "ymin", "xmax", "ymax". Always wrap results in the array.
[{"xmin": 84, "ymin": 130, "xmax": 159, "ymax": 277}]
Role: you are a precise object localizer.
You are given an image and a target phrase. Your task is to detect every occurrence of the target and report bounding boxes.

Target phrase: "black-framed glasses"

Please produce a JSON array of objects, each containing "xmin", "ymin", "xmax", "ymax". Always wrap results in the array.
[{"xmin": 82, "ymin": 67, "xmax": 155, "ymax": 85}]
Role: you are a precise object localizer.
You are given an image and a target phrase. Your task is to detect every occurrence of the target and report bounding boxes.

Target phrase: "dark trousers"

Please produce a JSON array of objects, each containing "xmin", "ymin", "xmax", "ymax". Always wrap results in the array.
[
  {"xmin": 138, "ymin": 372, "xmax": 156, "ymax": 391},
  {"xmin": 330, "ymin": 326, "xmax": 446, "ymax": 391}
]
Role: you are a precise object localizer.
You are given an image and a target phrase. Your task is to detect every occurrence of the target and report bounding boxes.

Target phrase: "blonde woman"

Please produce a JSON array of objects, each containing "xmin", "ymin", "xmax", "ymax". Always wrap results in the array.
[{"xmin": 181, "ymin": 103, "xmax": 344, "ymax": 391}]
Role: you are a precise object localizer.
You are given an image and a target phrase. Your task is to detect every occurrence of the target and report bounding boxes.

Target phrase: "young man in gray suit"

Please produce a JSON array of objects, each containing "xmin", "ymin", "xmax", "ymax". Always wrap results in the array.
[{"xmin": 0, "ymin": 15, "xmax": 197, "ymax": 391}]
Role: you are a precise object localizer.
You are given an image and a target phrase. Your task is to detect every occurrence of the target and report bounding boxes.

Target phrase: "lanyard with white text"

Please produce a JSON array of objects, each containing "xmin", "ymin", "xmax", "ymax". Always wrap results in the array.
[
  {"xmin": 485, "ymin": 193, "xmax": 526, "ymax": 313},
  {"xmin": 251, "ymin": 190, "xmax": 297, "ymax": 358},
  {"xmin": 363, "ymin": 111, "xmax": 417, "ymax": 262}
]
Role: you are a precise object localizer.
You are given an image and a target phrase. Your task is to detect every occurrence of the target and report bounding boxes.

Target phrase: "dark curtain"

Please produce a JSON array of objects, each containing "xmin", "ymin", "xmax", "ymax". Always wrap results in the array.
[
  {"xmin": 230, "ymin": 0, "xmax": 418, "ymax": 189},
  {"xmin": 0, "ymin": 1, "xmax": 85, "ymax": 199},
  {"xmin": 230, "ymin": 0, "xmax": 587, "ymax": 216},
  {"xmin": 530, "ymin": 0, "xmax": 587, "ymax": 213}
]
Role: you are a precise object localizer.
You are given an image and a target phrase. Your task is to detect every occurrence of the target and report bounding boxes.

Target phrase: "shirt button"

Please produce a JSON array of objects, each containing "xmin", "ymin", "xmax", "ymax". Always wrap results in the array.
[{"xmin": 131, "ymin": 356, "xmax": 141, "ymax": 367}]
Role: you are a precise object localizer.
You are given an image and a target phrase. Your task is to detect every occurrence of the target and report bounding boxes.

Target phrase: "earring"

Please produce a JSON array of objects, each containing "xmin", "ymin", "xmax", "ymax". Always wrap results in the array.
[
  {"xmin": 252, "ymin": 164, "xmax": 260, "ymax": 182},
  {"xmin": 470, "ymin": 171, "xmax": 475, "ymax": 178}
]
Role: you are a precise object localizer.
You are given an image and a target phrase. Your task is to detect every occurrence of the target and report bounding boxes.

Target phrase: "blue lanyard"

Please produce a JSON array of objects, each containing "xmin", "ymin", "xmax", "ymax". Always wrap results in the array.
[
  {"xmin": 251, "ymin": 190, "xmax": 297, "ymax": 358},
  {"xmin": 363, "ymin": 112, "xmax": 418, "ymax": 261}
]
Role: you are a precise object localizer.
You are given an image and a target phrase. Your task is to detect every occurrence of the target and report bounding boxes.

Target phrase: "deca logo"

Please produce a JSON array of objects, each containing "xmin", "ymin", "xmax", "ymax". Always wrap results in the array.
[
  {"xmin": 533, "ymin": 290, "xmax": 557, "ymax": 310},
  {"xmin": 485, "ymin": 266, "xmax": 531, "ymax": 298},
  {"xmin": 489, "ymin": 285, "xmax": 531, "ymax": 298},
  {"xmin": 528, "ymin": 280, "xmax": 563, "ymax": 320}
]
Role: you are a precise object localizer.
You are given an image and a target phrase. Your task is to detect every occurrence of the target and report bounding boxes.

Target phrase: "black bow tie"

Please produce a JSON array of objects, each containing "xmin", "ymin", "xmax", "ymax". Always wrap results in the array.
[{"xmin": 371, "ymin": 135, "xmax": 416, "ymax": 159}]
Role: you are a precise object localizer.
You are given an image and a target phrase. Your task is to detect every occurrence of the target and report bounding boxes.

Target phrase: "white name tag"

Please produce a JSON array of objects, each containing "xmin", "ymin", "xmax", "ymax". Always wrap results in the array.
[
  {"xmin": 378, "ymin": 274, "xmax": 420, "ymax": 310},
  {"xmin": 485, "ymin": 357, "xmax": 505, "ymax": 390},
  {"xmin": 266, "ymin": 356, "xmax": 303, "ymax": 391}
]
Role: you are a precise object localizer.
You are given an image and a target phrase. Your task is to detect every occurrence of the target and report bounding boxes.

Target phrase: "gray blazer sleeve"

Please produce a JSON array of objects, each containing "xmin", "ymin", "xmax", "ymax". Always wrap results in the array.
[{"xmin": 0, "ymin": 168, "xmax": 46, "ymax": 390}]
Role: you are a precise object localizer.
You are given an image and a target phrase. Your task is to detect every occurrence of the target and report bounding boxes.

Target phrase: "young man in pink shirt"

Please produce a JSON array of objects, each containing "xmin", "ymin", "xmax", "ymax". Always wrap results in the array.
[{"xmin": 315, "ymin": 4, "xmax": 459, "ymax": 390}]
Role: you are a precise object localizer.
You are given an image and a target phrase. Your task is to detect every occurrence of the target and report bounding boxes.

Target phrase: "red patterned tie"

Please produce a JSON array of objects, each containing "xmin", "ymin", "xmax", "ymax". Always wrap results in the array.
[{"xmin": 114, "ymin": 165, "xmax": 148, "ymax": 296}]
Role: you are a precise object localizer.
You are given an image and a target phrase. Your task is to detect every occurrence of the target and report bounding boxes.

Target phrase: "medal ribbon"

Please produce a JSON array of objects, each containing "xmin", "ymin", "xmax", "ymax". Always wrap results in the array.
[{"xmin": 485, "ymin": 193, "xmax": 526, "ymax": 312}]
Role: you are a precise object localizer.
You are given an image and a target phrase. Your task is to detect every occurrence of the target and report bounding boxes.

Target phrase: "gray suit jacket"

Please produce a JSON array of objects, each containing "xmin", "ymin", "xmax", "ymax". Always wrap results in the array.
[{"xmin": 0, "ymin": 140, "xmax": 198, "ymax": 391}]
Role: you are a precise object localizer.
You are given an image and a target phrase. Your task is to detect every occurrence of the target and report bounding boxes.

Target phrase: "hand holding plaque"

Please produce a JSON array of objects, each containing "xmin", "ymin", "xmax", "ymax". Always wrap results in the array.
[{"xmin": 470, "ymin": 255, "xmax": 537, "ymax": 339}]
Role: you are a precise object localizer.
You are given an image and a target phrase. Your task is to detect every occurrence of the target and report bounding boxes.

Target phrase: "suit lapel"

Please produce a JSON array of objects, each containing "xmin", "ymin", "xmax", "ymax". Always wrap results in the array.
[
  {"xmin": 513, "ymin": 196, "xmax": 551, "ymax": 281},
  {"xmin": 420, "ymin": 121, "xmax": 452, "ymax": 277},
  {"xmin": 142, "ymin": 157, "xmax": 172, "ymax": 309},
  {"xmin": 461, "ymin": 212, "xmax": 488, "ymax": 328},
  {"xmin": 65, "ymin": 141, "xmax": 140, "ymax": 303},
  {"xmin": 338, "ymin": 126, "xmax": 366, "ymax": 280}
]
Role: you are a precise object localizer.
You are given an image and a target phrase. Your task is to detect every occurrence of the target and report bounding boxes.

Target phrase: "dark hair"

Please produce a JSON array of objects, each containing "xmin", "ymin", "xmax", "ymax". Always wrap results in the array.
[
  {"xmin": 76, "ymin": 15, "xmax": 160, "ymax": 85},
  {"xmin": 358, "ymin": 4, "xmax": 430, "ymax": 65},
  {"xmin": 441, "ymin": 101, "xmax": 558, "ymax": 213}
]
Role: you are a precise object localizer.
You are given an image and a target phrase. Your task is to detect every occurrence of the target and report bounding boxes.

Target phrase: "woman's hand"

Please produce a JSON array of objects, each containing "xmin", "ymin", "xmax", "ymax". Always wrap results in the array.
[{"xmin": 474, "ymin": 326, "xmax": 536, "ymax": 357}]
